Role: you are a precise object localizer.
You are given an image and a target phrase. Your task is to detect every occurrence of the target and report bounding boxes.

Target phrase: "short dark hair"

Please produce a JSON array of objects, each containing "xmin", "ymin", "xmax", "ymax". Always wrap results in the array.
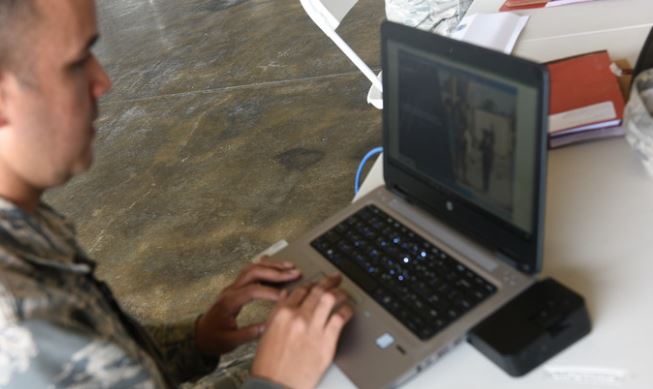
[{"xmin": 0, "ymin": 0, "xmax": 39, "ymax": 72}]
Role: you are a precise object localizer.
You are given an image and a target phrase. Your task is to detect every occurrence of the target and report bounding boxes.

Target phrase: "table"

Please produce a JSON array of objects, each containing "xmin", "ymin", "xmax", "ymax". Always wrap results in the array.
[
  {"xmin": 320, "ymin": 0, "xmax": 653, "ymax": 387},
  {"xmin": 467, "ymin": 0, "xmax": 653, "ymax": 65}
]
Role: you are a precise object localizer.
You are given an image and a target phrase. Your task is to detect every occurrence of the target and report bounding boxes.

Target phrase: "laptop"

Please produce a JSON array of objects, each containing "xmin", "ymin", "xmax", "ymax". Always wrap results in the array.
[{"xmin": 270, "ymin": 21, "xmax": 549, "ymax": 388}]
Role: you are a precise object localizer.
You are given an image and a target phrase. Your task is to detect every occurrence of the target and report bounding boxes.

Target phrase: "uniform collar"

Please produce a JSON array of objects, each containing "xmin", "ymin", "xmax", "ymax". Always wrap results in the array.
[{"xmin": 0, "ymin": 197, "xmax": 95, "ymax": 274}]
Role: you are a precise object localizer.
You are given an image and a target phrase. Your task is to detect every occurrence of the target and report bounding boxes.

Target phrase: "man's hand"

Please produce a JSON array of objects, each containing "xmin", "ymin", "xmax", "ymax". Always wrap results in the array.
[
  {"xmin": 251, "ymin": 274, "xmax": 354, "ymax": 389},
  {"xmin": 195, "ymin": 258, "xmax": 301, "ymax": 355}
]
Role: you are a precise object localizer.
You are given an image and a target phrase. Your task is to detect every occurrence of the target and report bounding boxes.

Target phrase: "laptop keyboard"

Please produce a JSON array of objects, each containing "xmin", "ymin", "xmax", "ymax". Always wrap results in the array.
[{"xmin": 311, "ymin": 205, "xmax": 497, "ymax": 340}]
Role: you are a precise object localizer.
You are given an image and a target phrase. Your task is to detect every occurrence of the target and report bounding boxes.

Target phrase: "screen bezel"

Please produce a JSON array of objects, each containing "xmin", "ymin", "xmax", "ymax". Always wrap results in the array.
[{"xmin": 381, "ymin": 21, "xmax": 549, "ymax": 274}]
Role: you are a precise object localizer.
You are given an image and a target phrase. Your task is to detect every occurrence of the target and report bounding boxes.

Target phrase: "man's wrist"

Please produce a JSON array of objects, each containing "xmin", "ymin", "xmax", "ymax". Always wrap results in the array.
[{"xmin": 194, "ymin": 313, "xmax": 221, "ymax": 362}]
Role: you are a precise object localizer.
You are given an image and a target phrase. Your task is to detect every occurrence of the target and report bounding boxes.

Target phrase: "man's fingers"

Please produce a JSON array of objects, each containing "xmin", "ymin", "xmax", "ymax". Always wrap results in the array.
[
  {"xmin": 318, "ymin": 273, "xmax": 342, "ymax": 289},
  {"xmin": 283, "ymin": 284, "xmax": 311, "ymax": 308},
  {"xmin": 233, "ymin": 264, "xmax": 301, "ymax": 288},
  {"xmin": 311, "ymin": 288, "xmax": 350, "ymax": 328},
  {"xmin": 220, "ymin": 323, "xmax": 266, "ymax": 350},
  {"xmin": 222, "ymin": 284, "xmax": 284, "ymax": 313},
  {"xmin": 299, "ymin": 273, "xmax": 342, "ymax": 315},
  {"xmin": 324, "ymin": 303, "xmax": 354, "ymax": 342}
]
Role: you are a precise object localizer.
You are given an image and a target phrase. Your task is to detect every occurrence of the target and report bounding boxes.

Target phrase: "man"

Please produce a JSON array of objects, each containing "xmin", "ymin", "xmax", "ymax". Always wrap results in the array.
[
  {"xmin": 0, "ymin": 0, "xmax": 353, "ymax": 388},
  {"xmin": 479, "ymin": 127, "xmax": 495, "ymax": 193}
]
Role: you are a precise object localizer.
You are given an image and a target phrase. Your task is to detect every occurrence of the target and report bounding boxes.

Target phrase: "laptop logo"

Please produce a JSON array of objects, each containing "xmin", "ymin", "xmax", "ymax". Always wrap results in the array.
[{"xmin": 446, "ymin": 201, "xmax": 454, "ymax": 212}]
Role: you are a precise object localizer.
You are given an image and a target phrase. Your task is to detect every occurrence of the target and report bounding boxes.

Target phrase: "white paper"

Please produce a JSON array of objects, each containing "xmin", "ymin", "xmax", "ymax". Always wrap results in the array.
[
  {"xmin": 549, "ymin": 126, "xmax": 625, "ymax": 148},
  {"xmin": 546, "ymin": 0, "xmax": 599, "ymax": 8},
  {"xmin": 549, "ymin": 101, "xmax": 618, "ymax": 133},
  {"xmin": 450, "ymin": 12, "xmax": 529, "ymax": 54},
  {"xmin": 543, "ymin": 366, "xmax": 630, "ymax": 385}
]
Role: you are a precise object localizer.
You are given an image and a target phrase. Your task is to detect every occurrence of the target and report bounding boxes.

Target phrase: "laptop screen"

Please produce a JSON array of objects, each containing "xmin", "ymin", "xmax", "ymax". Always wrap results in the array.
[
  {"xmin": 382, "ymin": 22, "xmax": 548, "ymax": 273},
  {"xmin": 386, "ymin": 44, "xmax": 538, "ymax": 234}
]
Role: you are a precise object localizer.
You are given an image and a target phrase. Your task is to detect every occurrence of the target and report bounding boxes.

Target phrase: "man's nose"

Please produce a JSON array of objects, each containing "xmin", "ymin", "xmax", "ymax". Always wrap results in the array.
[{"xmin": 90, "ymin": 55, "xmax": 112, "ymax": 98}]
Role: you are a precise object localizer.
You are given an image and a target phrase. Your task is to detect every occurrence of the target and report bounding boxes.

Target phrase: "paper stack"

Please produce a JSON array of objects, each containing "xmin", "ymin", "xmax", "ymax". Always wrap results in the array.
[{"xmin": 450, "ymin": 12, "xmax": 529, "ymax": 54}]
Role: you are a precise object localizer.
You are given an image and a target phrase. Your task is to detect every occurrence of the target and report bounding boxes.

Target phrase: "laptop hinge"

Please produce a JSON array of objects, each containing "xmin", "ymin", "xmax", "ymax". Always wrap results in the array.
[
  {"xmin": 495, "ymin": 251, "xmax": 518, "ymax": 269},
  {"xmin": 391, "ymin": 185, "xmax": 411, "ymax": 202}
]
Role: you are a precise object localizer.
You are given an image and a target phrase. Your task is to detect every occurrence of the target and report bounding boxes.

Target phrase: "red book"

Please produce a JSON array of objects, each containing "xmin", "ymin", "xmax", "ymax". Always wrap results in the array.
[
  {"xmin": 546, "ymin": 50, "xmax": 625, "ymax": 136},
  {"xmin": 500, "ymin": 0, "xmax": 547, "ymax": 11}
]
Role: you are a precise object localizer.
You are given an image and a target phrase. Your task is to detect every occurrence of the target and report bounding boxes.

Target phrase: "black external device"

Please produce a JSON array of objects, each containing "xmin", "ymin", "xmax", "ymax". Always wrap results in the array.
[{"xmin": 467, "ymin": 278, "xmax": 591, "ymax": 377}]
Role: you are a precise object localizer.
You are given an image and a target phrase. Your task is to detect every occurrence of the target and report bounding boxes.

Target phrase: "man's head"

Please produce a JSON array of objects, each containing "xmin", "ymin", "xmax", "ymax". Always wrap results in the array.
[
  {"xmin": 0, "ymin": 1, "xmax": 36, "ymax": 73},
  {"xmin": 0, "ymin": 0, "xmax": 111, "ymax": 203}
]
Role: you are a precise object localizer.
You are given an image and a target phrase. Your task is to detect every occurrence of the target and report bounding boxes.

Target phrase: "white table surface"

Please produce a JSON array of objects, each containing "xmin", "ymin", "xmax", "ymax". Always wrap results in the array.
[
  {"xmin": 469, "ymin": 0, "xmax": 653, "ymax": 64},
  {"xmin": 469, "ymin": 0, "xmax": 653, "ymax": 41},
  {"xmin": 320, "ymin": 0, "xmax": 653, "ymax": 387}
]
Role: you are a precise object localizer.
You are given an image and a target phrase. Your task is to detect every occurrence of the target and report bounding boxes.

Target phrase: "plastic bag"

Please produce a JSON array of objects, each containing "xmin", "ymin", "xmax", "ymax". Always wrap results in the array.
[
  {"xmin": 624, "ymin": 68, "xmax": 653, "ymax": 176},
  {"xmin": 385, "ymin": 0, "xmax": 473, "ymax": 35}
]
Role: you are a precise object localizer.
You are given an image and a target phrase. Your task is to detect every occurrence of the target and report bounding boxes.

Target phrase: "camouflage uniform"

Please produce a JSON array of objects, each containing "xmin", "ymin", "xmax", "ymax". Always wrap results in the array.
[{"xmin": 0, "ymin": 198, "xmax": 280, "ymax": 389}]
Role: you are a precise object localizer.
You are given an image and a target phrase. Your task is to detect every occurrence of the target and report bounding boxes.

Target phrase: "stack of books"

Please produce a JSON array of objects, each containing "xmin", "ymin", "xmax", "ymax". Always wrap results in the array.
[{"xmin": 546, "ymin": 51, "xmax": 626, "ymax": 148}]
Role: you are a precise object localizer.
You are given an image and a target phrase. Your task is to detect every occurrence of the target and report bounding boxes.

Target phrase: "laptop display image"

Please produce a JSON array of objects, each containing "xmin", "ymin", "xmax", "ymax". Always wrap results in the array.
[
  {"xmin": 390, "ymin": 44, "xmax": 537, "ymax": 235},
  {"xmin": 270, "ymin": 21, "xmax": 549, "ymax": 388}
]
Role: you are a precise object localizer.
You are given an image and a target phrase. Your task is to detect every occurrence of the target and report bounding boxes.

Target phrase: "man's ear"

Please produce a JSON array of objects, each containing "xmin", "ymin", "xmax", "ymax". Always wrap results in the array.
[{"xmin": 0, "ymin": 72, "xmax": 8, "ymax": 127}]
